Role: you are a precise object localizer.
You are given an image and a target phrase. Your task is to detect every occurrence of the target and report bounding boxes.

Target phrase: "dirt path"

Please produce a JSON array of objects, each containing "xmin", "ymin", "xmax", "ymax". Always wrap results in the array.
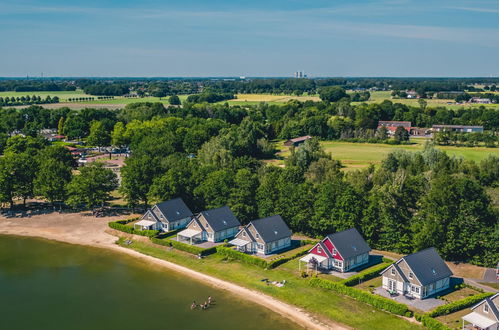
[{"xmin": 0, "ymin": 213, "xmax": 348, "ymax": 330}]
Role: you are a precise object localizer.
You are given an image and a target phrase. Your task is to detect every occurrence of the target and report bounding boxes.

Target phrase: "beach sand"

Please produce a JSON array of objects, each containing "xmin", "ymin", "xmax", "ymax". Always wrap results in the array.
[{"xmin": 0, "ymin": 212, "xmax": 348, "ymax": 330}]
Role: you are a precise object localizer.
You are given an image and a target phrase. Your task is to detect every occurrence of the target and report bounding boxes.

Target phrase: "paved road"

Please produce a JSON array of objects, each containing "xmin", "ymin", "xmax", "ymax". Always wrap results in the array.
[{"xmin": 482, "ymin": 269, "xmax": 499, "ymax": 283}]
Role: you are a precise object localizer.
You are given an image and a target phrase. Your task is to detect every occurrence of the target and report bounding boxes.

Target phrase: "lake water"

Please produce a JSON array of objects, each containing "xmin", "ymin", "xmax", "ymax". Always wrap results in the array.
[{"xmin": 0, "ymin": 235, "xmax": 300, "ymax": 330}]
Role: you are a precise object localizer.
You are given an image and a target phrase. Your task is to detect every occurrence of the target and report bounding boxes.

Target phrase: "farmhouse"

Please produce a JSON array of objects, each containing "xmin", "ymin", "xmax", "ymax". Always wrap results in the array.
[
  {"xmin": 177, "ymin": 206, "xmax": 241, "ymax": 245},
  {"xmin": 377, "ymin": 121, "xmax": 412, "ymax": 134},
  {"xmin": 300, "ymin": 228, "xmax": 371, "ymax": 272},
  {"xmin": 432, "ymin": 125, "xmax": 484, "ymax": 133},
  {"xmin": 284, "ymin": 135, "xmax": 312, "ymax": 147},
  {"xmin": 136, "ymin": 198, "xmax": 193, "ymax": 232},
  {"xmin": 229, "ymin": 215, "xmax": 292, "ymax": 255},
  {"xmin": 462, "ymin": 293, "xmax": 499, "ymax": 330},
  {"xmin": 380, "ymin": 247, "xmax": 453, "ymax": 300}
]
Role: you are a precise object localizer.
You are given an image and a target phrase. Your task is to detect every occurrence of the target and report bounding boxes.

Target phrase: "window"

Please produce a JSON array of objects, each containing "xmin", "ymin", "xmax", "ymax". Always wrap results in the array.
[
  {"xmin": 256, "ymin": 233, "xmax": 260, "ymax": 239},
  {"xmin": 193, "ymin": 222, "xmax": 196, "ymax": 228},
  {"xmin": 484, "ymin": 305, "xmax": 489, "ymax": 313},
  {"xmin": 391, "ymin": 268, "xmax": 396, "ymax": 276},
  {"xmin": 242, "ymin": 232, "xmax": 246, "ymax": 237},
  {"xmin": 205, "ymin": 223, "xmax": 209, "ymax": 228},
  {"xmin": 411, "ymin": 285, "xmax": 420, "ymax": 294},
  {"xmin": 317, "ymin": 246, "xmax": 322, "ymax": 253},
  {"xmin": 332, "ymin": 248, "xmax": 337, "ymax": 255},
  {"xmin": 409, "ymin": 272, "xmax": 414, "ymax": 279},
  {"xmin": 257, "ymin": 244, "xmax": 264, "ymax": 250}
]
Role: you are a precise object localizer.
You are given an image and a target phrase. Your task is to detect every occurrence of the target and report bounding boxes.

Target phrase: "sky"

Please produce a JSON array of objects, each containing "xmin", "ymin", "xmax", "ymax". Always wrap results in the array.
[{"xmin": 1, "ymin": 0, "xmax": 498, "ymax": 77}]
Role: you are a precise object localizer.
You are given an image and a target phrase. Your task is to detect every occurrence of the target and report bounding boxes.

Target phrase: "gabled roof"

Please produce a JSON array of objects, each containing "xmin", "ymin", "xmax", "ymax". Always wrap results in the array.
[
  {"xmin": 288, "ymin": 135, "xmax": 312, "ymax": 143},
  {"xmin": 153, "ymin": 198, "xmax": 193, "ymax": 223},
  {"xmin": 249, "ymin": 215, "xmax": 292, "ymax": 243},
  {"xmin": 198, "ymin": 206, "xmax": 241, "ymax": 232},
  {"xmin": 399, "ymin": 247, "xmax": 453, "ymax": 286},
  {"xmin": 472, "ymin": 293, "xmax": 499, "ymax": 321},
  {"xmin": 325, "ymin": 228, "xmax": 371, "ymax": 260},
  {"xmin": 380, "ymin": 263, "xmax": 409, "ymax": 282}
]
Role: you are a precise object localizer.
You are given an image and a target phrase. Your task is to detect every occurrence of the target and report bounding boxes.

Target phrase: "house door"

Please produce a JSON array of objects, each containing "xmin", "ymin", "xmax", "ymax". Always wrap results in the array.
[{"xmin": 388, "ymin": 279, "xmax": 396, "ymax": 291}]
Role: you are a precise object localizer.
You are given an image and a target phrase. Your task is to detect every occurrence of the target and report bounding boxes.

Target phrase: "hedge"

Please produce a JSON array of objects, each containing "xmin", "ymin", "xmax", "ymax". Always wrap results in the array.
[
  {"xmin": 150, "ymin": 237, "xmax": 218, "ymax": 256},
  {"xmin": 415, "ymin": 314, "xmax": 451, "ymax": 330},
  {"xmin": 309, "ymin": 278, "xmax": 411, "ymax": 316},
  {"xmin": 428, "ymin": 292, "xmax": 494, "ymax": 317},
  {"xmin": 216, "ymin": 246, "xmax": 310, "ymax": 269},
  {"xmin": 341, "ymin": 262, "xmax": 392, "ymax": 286},
  {"xmin": 108, "ymin": 220, "xmax": 159, "ymax": 237}
]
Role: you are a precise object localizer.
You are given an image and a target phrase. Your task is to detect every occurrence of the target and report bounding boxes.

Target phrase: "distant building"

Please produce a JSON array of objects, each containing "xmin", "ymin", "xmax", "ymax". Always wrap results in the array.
[
  {"xmin": 406, "ymin": 90, "xmax": 418, "ymax": 99},
  {"xmin": 432, "ymin": 125, "xmax": 484, "ymax": 133},
  {"xmin": 284, "ymin": 135, "xmax": 312, "ymax": 147},
  {"xmin": 294, "ymin": 71, "xmax": 307, "ymax": 78},
  {"xmin": 377, "ymin": 121, "xmax": 412, "ymax": 134},
  {"xmin": 470, "ymin": 97, "xmax": 492, "ymax": 104}
]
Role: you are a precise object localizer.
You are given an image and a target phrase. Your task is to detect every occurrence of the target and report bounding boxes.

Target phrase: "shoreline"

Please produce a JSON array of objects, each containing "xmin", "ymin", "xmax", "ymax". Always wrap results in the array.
[{"xmin": 0, "ymin": 213, "xmax": 347, "ymax": 330}]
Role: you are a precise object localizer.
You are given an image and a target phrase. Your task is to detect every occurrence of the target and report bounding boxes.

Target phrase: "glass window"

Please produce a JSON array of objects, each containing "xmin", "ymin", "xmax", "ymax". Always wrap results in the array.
[
  {"xmin": 485, "ymin": 305, "xmax": 489, "ymax": 313},
  {"xmin": 317, "ymin": 246, "xmax": 322, "ymax": 253},
  {"xmin": 256, "ymin": 233, "xmax": 260, "ymax": 239},
  {"xmin": 391, "ymin": 268, "xmax": 396, "ymax": 275},
  {"xmin": 409, "ymin": 272, "xmax": 413, "ymax": 279},
  {"xmin": 242, "ymin": 232, "xmax": 246, "ymax": 237}
]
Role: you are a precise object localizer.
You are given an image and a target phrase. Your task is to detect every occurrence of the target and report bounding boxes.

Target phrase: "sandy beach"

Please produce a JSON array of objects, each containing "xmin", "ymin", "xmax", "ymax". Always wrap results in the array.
[{"xmin": 0, "ymin": 212, "xmax": 348, "ymax": 330}]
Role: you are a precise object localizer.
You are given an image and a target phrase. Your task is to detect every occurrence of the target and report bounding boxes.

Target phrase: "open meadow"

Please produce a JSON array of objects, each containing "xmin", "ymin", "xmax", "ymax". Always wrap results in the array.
[
  {"xmin": 227, "ymin": 93, "xmax": 321, "ymax": 105},
  {"xmin": 274, "ymin": 139, "xmax": 499, "ymax": 170},
  {"xmin": 352, "ymin": 90, "xmax": 499, "ymax": 110}
]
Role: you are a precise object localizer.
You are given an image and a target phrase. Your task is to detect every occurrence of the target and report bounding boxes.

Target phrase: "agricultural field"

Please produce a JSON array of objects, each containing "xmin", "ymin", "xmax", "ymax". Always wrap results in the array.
[
  {"xmin": 273, "ymin": 139, "xmax": 499, "ymax": 170},
  {"xmin": 227, "ymin": 93, "xmax": 320, "ymax": 105},
  {"xmin": 352, "ymin": 90, "xmax": 499, "ymax": 110},
  {"xmin": 0, "ymin": 90, "xmax": 94, "ymax": 101}
]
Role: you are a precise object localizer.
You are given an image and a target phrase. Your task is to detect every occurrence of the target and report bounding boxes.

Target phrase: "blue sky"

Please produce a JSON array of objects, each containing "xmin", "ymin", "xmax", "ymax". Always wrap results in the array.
[{"xmin": 1, "ymin": 0, "xmax": 498, "ymax": 77}]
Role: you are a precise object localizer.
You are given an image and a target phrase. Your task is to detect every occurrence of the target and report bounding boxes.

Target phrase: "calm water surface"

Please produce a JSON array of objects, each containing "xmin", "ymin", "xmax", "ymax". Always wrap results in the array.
[{"xmin": 0, "ymin": 235, "xmax": 300, "ymax": 330}]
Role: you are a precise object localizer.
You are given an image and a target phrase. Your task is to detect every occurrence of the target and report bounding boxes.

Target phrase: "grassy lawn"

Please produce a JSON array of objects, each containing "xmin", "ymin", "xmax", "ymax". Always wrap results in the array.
[
  {"xmin": 226, "ymin": 93, "xmax": 321, "ymax": 105},
  {"xmin": 435, "ymin": 308, "xmax": 469, "ymax": 330},
  {"xmin": 0, "ymin": 90, "xmax": 94, "ymax": 101},
  {"xmin": 482, "ymin": 282, "xmax": 499, "ymax": 290},
  {"xmin": 439, "ymin": 287, "xmax": 482, "ymax": 303},
  {"xmin": 272, "ymin": 140, "xmax": 499, "ymax": 171},
  {"xmin": 117, "ymin": 237, "xmax": 421, "ymax": 330},
  {"xmin": 354, "ymin": 277, "xmax": 383, "ymax": 293}
]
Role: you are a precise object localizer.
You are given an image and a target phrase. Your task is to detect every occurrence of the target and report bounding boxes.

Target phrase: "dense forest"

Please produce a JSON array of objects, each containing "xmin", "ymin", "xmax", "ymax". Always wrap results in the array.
[
  {"xmin": 1, "ymin": 77, "xmax": 499, "ymax": 96},
  {"xmin": 0, "ymin": 99, "xmax": 497, "ymax": 267}
]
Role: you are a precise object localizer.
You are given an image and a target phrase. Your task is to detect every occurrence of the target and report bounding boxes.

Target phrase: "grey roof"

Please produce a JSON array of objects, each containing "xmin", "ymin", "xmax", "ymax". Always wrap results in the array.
[
  {"xmin": 472, "ymin": 294, "xmax": 499, "ymax": 321},
  {"xmin": 153, "ymin": 198, "xmax": 193, "ymax": 223},
  {"xmin": 199, "ymin": 206, "xmax": 241, "ymax": 232},
  {"xmin": 249, "ymin": 215, "xmax": 292, "ymax": 243},
  {"xmin": 325, "ymin": 228, "xmax": 371, "ymax": 259},
  {"xmin": 401, "ymin": 247, "xmax": 453, "ymax": 286}
]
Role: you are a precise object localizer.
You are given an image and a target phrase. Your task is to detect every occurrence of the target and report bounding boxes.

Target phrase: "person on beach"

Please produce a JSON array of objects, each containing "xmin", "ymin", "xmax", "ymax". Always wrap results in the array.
[
  {"xmin": 208, "ymin": 296, "xmax": 212, "ymax": 304},
  {"xmin": 191, "ymin": 301, "xmax": 197, "ymax": 310}
]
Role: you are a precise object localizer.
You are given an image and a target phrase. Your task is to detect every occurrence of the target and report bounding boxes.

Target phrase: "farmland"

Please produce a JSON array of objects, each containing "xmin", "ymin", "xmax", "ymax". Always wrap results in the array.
[{"xmin": 274, "ymin": 139, "xmax": 499, "ymax": 170}]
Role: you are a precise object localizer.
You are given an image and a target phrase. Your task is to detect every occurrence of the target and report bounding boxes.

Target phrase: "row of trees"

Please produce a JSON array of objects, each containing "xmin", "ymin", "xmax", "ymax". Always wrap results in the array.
[
  {"xmin": 433, "ymin": 131, "xmax": 498, "ymax": 147},
  {"xmin": 0, "ymin": 95, "xmax": 59, "ymax": 106}
]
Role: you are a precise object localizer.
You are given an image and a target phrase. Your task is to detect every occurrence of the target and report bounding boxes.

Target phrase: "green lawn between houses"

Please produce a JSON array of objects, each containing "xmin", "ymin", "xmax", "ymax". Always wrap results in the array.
[
  {"xmin": 115, "ymin": 237, "xmax": 421, "ymax": 330},
  {"xmin": 272, "ymin": 139, "xmax": 499, "ymax": 171}
]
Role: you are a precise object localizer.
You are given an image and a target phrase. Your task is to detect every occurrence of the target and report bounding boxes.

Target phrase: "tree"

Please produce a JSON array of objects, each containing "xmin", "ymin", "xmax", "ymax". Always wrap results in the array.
[
  {"xmin": 318, "ymin": 86, "xmax": 348, "ymax": 102},
  {"xmin": 120, "ymin": 155, "xmax": 161, "ymax": 207},
  {"xmin": 87, "ymin": 121, "xmax": 110, "ymax": 147},
  {"xmin": 376, "ymin": 126, "xmax": 389, "ymax": 140},
  {"xmin": 34, "ymin": 146, "xmax": 74, "ymax": 204},
  {"xmin": 111, "ymin": 122, "xmax": 128, "ymax": 147},
  {"xmin": 66, "ymin": 163, "xmax": 118, "ymax": 208},
  {"xmin": 57, "ymin": 117, "xmax": 65, "ymax": 135},
  {"xmin": 169, "ymin": 95, "xmax": 181, "ymax": 105},
  {"xmin": 418, "ymin": 98, "xmax": 427, "ymax": 110},
  {"xmin": 194, "ymin": 169, "xmax": 235, "ymax": 209},
  {"xmin": 393, "ymin": 126, "xmax": 409, "ymax": 143},
  {"xmin": 228, "ymin": 169, "xmax": 258, "ymax": 224}
]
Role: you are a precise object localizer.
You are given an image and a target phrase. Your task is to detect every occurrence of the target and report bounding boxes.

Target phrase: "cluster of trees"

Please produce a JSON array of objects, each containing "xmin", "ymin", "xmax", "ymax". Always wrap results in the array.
[
  {"xmin": 67, "ymin": 97, "xmax": 95, "ymax": 102},
  {"xmin": 82, "ymin": 83, "xmax": 130, "ymax": 96},
  {"xmin": 455, "ymin": 93, "xmax": 499, "ymax": 103},
  {"xmin": 0, "ymin": 80, "xmax": 76, "ymax": 92},
  {"xmin": 433, "ymin": 131, "xmax": 498, "ymax": 147},
  {"xmin": 0, "ymin": 95, "xmax": 59, "ymax": 106},
  {"xmin": 0, "ymin": 137, "xmax": 118, "ymax": 208},
  {"xmin": 186, "ymin": 92, "xmax": 234, "ymax": 103}
]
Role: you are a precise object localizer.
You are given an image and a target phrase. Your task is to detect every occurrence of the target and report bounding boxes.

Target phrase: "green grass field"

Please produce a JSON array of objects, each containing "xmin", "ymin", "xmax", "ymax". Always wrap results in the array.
[
  {"xmin": 274, "ymin": 139, "xmax": 499, "ymax": 170},
  {"xmin": 0, "ymin": 90, "xmax": 94, "ymax": 101},
  {"xmin": 116, "ymin": 237, "xmax": 421, "ymax": 330},
  {"xmin": 352, "ymin": 90, "xmax": 499, "ymax": 110}
]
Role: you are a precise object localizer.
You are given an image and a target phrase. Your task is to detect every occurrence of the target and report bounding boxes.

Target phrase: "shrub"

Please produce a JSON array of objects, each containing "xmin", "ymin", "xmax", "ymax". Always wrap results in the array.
[
  {"xmin": 341, "ymin": 262, "xmax": 392, "ymax": 286},
  {"xmin": 309, "ymin": 278, "xmax": 411, "ymax": 316},
  {"xmin": 216, "ymin": 246, "xmax": 310, "ymax": 269},
  {"xmin": 415, "ymin": 314, "xmax": 451, "ymax": 330},
  {"xmin": 108, "ymin": 220, "xmax": 159, "ymax": 237},
  {"xmin": 428, "ymin": 292, "xmax": 494, "ymax": 317}
]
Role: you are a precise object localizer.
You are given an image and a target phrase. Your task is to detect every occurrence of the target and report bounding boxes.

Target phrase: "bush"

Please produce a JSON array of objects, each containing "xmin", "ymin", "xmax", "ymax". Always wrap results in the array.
[
  {"xmin": 341, "ymin": 262, "xmax": 392, "ymax": 286},
  {"xmin": 150, "ymin": 237, "xmax": 218, "ymax": 257},
  {"xmin": 428, "ymin": 292, "xmax": 494, "ymax": 317},
  {"xmin": 415, "ymin": 314, "xmax": 450, "ymax": 330},
  {"xmin": 108, "ymin": 220, "xmax": 159, "ymax": 237},
  {"xmin": 309, "ymin": 278, "xmax": 411, "ymax": 316}
]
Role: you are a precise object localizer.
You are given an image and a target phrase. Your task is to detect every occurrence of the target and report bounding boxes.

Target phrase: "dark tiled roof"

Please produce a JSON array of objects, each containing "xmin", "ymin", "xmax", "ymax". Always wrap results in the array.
[
  {"xmin": 402, "ymin": 247, "xmax": 453, "ymax": 286},
  {"xmin": 199, "ymin": 206, "xmax": 241, "ymax": 232},
  {"xmin": 249, "ymin": 215, "xmax": 292, "ymax": 243},
  {"xmin": 326, "ymin": 228, "xmax": 371, "ymax": 259},
  {"xmin": 154, "ymin": 198, "xmax": 193, "ymax": 223}
]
